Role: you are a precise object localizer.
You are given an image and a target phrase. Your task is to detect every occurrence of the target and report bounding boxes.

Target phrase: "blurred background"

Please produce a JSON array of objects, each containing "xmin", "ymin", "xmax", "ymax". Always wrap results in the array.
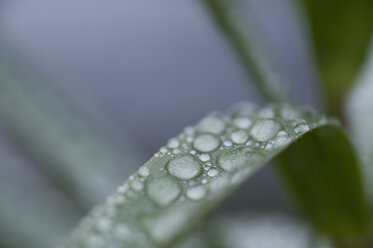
[{"xmin": 0, "ymin": 0, "xmax": 324, "ymax": 243}]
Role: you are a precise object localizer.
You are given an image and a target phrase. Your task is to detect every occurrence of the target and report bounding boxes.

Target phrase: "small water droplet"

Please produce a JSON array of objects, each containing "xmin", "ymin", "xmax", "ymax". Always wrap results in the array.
[
  {"xmin": 198, "ymin": 115, "xmax": 225, "ymax": 134},
  {"xmin": 96, "ymin": 218, "xmax": 111, "ymax": 232},
  {"xmin": 281, "ymin": 107, "xmax": 299, "ymax": 120},
  {"xmin": 167, "ymin": 154, "xmax": 202, "ymax": 180},
  {"xmin": 173, "ymin": 148, "xmax": 181, "ymax": 155},
  {"xmin": 167, "ymin": 138, "xmax": 179, "ymax": 148},
  {"xmin": 294, "ymin": 123, "xmax": 310, "ymax": 134},
  {"xmin": 230, "ymin": 130, "xmax": 249, "ymax": 144},
  {"xmin": 146, "ymin": 176, "xmax": 181, "ymax": 206},
  {"xmin": 224, "ymin": 140, "xmax": 233, "ymax": 147},
  {"xmin": 138, "ymin": 167, "xmax": 150, "ymax": 177},
  {"xmin": 130, "ymin": 179, "xmax": 144, "ymax": 191},
  {"xmin": 186, "ymin": 136, "xmax": 193, "ymax": 143},
  {"xmin": 230, "ymin": 102, "xmax": 257, "ymax": 116},
  {"xmin": 207, "ymin": 169, "xmax": 219, "ymax": 177},
  {"xmin": 193, "ymin": 133, "xmax": 220, "ymax": 152},
  {"xmin": 258, "ymin": 107, "xmax": 275, "ymax": 118},
  {"xmin": 251, "ymin": 119, "xmax": 281, "ymax": 142},
  {"xmin": 198, "ymin": 153, "xmax": 211, "ymax": 162},
  {"xmin": 160, "ymin": 147, "xmax": 168, "ymax": 153},
  {"xmin": 233, "ymin": 117, "xmax": 252, "ymax": 129},
  {"xmin": 118, "ymin": 184, "xmax": 129, "ymax": 194},
  {"xmin": 186, "ymin": 186, "xmax": 206, "ymax": 200}
]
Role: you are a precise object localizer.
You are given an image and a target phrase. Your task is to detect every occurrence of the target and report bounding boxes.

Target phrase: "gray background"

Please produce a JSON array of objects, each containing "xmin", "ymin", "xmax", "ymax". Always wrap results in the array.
[{"xmin": 0, "ymin": 0, "xmax": 322, "ymax": 212}]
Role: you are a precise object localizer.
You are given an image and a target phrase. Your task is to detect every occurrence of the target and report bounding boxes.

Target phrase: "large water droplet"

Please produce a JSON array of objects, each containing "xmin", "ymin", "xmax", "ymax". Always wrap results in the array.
[
  {"xmin": 186, "ymin": 186, "xmax": 206, "ymax": 200},
  {"xmin": 218, "ymin": 148, "xmax": 249, "ymax": 171},
  {"xmin": 251, "ymin": 119, "xmax": 281, "ymax": 142},
  {"xmin": 167, "ymin": 154, "xmax": 202, "ymax": 180},
  {"xmin": 230, "ymin": 130, "xmax": 249, "ymax": 144},
  {"xmin": 146, "ymin": 176, "xmax": 181, "ymax": 206},
  {"xmin": 198, "ymin": 115, "xmax": 225, "ymax": 134},
  {"xmin": 193, "ymin": 133, "xmax": 220, "ymax": 152}
]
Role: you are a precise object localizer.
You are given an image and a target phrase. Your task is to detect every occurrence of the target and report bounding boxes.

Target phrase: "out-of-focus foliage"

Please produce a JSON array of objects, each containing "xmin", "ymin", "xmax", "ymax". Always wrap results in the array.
[
  {"xmin": 298, "ymin": 0, "xmax": 373, "ymax": 115},
  {"xmin": 0, "ymin": 140, "xmax": 81, "ymax": 248},
  {"xmin": 202, "ymin": 0, "xmax": 286, "ymax": 103},
  {"xmin": 347, "ymin": 38, "xmax": 373, "ymax": 206},
  {"xmin": 0, "ymin": 44, "xmax": 144, "ymax": 210}
]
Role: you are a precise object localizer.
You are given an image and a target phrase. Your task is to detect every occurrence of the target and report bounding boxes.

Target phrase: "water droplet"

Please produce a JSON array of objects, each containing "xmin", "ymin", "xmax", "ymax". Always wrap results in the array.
[
  {"xmin": 146, "ymin": 176, "xmax": 181, "ymax": 206},
  {"xmin": 186, "ymin": 186, "xmax": 206, "ymax": 200},
  {"xmin": 167, "ymin": 138, "xmax": 179, "ymax": 148},
  {"xmin": 230, "ymin": 130, "xmax": 249, "ymax": 144},
  {"xmin": 230, "ymin": 102, "xmax": 257, "ymax": 116},
  {"xmin": 186, "ymin": 136, "xmax": 193, "ymax": 143},
  {"xmin": 130, "ymin": 179, "xmax": 144, "ymax": 191},
  {"xmin": 184, "ymin": 127, "xmax": 194, "ymax": 136},
  {"xmin": 198, "ymin": 115, "xmax": 225, "ymax": 134},
  {"xmin": 96, "ymin": 218, "xmax": 111, "ymax": 232},
  {"xmin": 198, "ymin": 153, "xmax": 211, "ymax": 162},
  {"xmin": 251, "ymin": 120, "xmax": 281, "ymax": 142},
  {"xmin": 118, "ymin": 184, "xmax": 129, "ymax": 194},
  {"xmin": 207, "ymin": 168, "xmax": 219, "ymax": 177},
  {"xmin": 281, "ymin": 107, "xmax": 299, "ymax": 120},
  {"xmin": 258, "ymin": 107, "xmax": 275, "ymax": 118},
  {"xmin": 218, "ymin": 147, "xmax": 252, "ymax": 171},
  {"xmin": 224, "ymin": 140, "xmax": 233, "ymax": 147},
  {"xmin": 138, "ymin": 167, "xmax": 150, "ymax": 177},
  {"xmin": 193, "ymin": 133, "xmax": 220, "ymax": 152},
  {"xmin": 173, "ymin": 148, "xmax": 181, "ymax": 155},
  {"xmin": 160, "ymin": 147, "xmax": 168, "ymax": 153},
  {"xmin": 190, "ymin": 150, "xmax": 196, "ymax": 155},
  {"xmin": 143, "ymin": 206, "xmax": 191, "ymax": 245},
  {"xmin": 167, "ymin": 154, "xmax": 202, "ymax": 180},
  {"xmin": 233, "ymin": 117, "xmax": 252, "ymax": 129},
  {"xmin": 294, "ymin": 123, "xmax": 310, "ymax": 134}
]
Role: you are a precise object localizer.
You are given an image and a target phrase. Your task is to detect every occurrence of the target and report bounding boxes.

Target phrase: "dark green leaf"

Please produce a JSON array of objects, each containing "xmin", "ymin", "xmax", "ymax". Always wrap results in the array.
[{"xmin": 297, "ymin": 0, "xmax": 373, "ymax": 115}]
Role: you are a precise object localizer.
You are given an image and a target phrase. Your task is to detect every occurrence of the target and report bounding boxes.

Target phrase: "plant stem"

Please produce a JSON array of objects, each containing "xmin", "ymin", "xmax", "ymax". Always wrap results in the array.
[{"xmin": 202, "ymin": 0, "xmax": 287, "ymax": 103}]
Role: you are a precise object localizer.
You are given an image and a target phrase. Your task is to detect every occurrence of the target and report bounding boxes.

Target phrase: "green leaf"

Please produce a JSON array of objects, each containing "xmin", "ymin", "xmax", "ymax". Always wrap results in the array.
[
  {"xmin": 201, "ymin": 0, "xmax": 287, "ymax": 102},
  {"xmin": 0, "ymin": 143, "xmax": 81, "ymax": 248},
  {"xmin": 0, "ymin": 43, "xmax": 144, "ymax": 210},
  {"xmin": 347, "ymin": 38, "xmax": 373, "ymax": 205},
  {"xmin": 62, "ymin": 103, "xmax": 366, "ymax": 248},
  {"xmin": 276, "ymin": 126, "xmax": 367, "ymax": 240},
  {"xmin": 177, "ymin": 213, "xmax": 332, "ymax": 248},
  {"xmin": 297, "ymin": 0, "xmax": 373, "ymax": 115}
]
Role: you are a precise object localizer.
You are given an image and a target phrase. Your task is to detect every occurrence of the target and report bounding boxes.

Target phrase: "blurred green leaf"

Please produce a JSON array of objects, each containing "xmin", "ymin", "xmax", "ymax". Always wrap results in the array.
[
  {"xmin": 0, "ymin": 43, "xmax": 145, "ymax": 210},
  {"xmin": 276, "ymin": 126, "xmax": 367, "ymax": 243},
  {"xmin": 0, "ymin": 142, "xmax": 81, "ymax": 248},
  {"xmin": 347, "ymin": 38, "xmax": 373, "ymax": 206},
  {"xmin": 62, "ymin": 103, "xmax": 366, "ymax": 248},
  {"xmin": 177, "ymin": 213, "xmax": 332, "ymax": 248},
  {"xmin": 202, "ymin": 0, "xmax": 287, "ymax": 102},
  {"xmin": 297, "ymin": 0, "xmax": 373, "ymax": 115}
]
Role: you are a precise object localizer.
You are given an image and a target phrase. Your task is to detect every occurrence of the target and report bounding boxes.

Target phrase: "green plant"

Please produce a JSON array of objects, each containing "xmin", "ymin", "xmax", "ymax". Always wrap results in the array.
[{"xmin": 0, "ymin": 0, "xmax": 372, "ymax": 247}]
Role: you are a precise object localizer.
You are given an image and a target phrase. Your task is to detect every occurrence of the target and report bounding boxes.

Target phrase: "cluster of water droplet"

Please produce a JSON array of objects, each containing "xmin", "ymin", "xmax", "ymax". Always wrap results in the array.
[{"xmin": 63, "ymin": 103, "xmax": 329, "ymax": 248}]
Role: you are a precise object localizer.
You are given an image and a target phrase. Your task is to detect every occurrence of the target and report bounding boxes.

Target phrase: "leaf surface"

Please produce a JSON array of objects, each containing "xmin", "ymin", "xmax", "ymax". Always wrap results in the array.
[{"xmin": 62, "ymin": 103, "xmax": 366, "ymax": 247}]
